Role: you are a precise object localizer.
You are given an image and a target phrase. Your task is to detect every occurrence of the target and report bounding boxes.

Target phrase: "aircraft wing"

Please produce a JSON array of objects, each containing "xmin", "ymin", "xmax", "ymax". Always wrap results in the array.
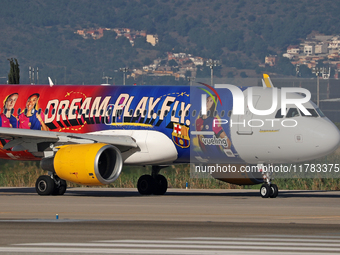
[{"xmin": 0, "ymin": 127, "xmax": 137, "ymax": 153}]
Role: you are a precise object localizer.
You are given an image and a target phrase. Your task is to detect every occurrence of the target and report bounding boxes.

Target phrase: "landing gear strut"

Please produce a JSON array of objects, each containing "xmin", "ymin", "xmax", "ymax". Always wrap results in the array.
[
  {"xmin": 137, "ymin": 166, "xmax": 168, "ymax": 195},
  {"xmin": 259, "ymin": 164, "xmax": 279, "ymax": 198},
  {"xmin": 35, "ymin": 174, "xmax": 67, "ymax": 196}
]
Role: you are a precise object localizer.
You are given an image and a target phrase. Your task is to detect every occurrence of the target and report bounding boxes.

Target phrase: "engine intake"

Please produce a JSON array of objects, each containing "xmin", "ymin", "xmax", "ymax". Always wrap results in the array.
[{"xmin": 41, "ymin": 143, "xmax": 123, "ymax": 185}]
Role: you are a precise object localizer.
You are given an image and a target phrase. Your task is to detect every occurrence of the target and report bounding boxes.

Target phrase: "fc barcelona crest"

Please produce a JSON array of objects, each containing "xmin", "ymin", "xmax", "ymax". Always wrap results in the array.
[{"xmin": 172, "ymin": 123, "xmax": 190, "ymax": 148}]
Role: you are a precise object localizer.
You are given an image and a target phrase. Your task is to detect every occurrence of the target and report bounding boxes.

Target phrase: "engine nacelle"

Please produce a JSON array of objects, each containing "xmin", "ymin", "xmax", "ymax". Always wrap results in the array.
[{"xmin": 41, "ymin": 143, "xmax": 123, "ymax": 185}]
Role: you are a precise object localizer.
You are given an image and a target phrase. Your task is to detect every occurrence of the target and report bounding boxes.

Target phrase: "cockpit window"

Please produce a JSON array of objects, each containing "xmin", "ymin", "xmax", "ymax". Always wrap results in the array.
[
  {"xmin": 315, "ymin": 107, "xmax": 325, "ymax": 117},
  {"xmin": 300, "ymin": 108, "xmax": 319, "ymax": 117},
  {"xmin": 286, "ymin": 108, "xmax": 300, "ymax": 118},
  {"xmin": 275, "ymin": 109, "xmax": 285, "ymax": 118}
]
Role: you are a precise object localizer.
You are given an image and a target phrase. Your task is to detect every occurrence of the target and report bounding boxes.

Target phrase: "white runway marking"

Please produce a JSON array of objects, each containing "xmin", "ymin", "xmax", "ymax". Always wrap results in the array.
[{"xmin": 1, "ymin": 236, "xmax": 340, "ymax": 254}]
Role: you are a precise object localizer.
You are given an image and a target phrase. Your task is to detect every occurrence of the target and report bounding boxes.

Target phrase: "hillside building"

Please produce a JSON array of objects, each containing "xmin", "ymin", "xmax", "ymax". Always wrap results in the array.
[
  {"xmin": 265, "ymin": 55, "xmax": 277, "ymax": 66},
  {"xmin": 146, "ymin": 35, "xmax": 158, "ymax": 46}
]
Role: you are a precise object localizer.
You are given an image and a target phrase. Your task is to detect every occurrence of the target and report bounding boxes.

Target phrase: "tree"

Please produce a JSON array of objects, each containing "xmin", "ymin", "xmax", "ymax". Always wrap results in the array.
[
  {"xmin": 298, "ymin": 65, "xmax": 313, "ymax": 78},
  {"xmin": 227, "ymin": 71, "xmax": 234, "ymax": 78},
  {"xmin": 143, "ymin": 57, "xmax": 152, "ymax": 66},
  {"xmin": 274, "ymin": 56, "xmax": 295, "ymax": 76},
  {"xmin": 8, "ymin": 58, "xmax": 20, "ymax": 84},
  {"xmin": 168, "ymin": 59, "xmax": 177, "ymax": 67},
  {"xmin": 240, "ymin": 71, "xmax": 248, "ymax": 78}
]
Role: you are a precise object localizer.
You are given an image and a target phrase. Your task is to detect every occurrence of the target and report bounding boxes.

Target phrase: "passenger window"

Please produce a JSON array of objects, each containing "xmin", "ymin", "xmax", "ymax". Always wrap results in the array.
[
  {"xmin": 221, "ymin": 110, "xmax": 225, "ymax": 117},
  {"xmin": 213, "ymin": 110, "xmax": 217, "ymax": 117},
  {"xmin": 192, "ymin": 110, "xmax": 196, "ymax": 117},
  {"xmin": 286, "ymin": 108, "xmax": 300, "ymax": 118},
  {"xmin": 300, "ymin": 108, "xmax": 318, "ymax": 117}
]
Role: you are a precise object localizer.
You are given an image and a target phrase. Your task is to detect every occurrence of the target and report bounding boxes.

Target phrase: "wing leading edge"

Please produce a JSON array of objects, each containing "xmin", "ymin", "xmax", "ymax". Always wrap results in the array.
[{"xmin": 0, "ymin": 127, "xmax": 137, "ymax": 155}]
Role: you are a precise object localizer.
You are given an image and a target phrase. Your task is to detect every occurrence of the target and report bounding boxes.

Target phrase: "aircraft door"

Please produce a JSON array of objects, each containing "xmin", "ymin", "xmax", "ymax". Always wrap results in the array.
[{"xmin": 237, "ymin": 95, "xmax": 260, "ymax": 135}]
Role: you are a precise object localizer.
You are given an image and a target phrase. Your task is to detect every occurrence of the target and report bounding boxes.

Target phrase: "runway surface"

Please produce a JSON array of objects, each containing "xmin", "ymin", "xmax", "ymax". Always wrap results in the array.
[{"xmin": 0, "ymin": 187, "xmax": 340, "ymax": 254}]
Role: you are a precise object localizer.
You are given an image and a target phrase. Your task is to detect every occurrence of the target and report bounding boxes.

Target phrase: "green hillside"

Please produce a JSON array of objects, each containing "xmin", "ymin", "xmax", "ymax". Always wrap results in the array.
[{"xmin": 0, "ymin": 0, "xmax": 339, "ymax": 84}]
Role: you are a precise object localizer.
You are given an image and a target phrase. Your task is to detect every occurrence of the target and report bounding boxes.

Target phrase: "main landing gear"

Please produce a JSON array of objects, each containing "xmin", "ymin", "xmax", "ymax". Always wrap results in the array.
[
  {"xmin": 137, "ymin": 166, "xmax": 168, "ymax": 195},
  {"xmin": 35, "ymin": 174, "xmax": 67, "ymax": 196},
  {"xmin": 259, "ymin": 164, "xmax": 279, "ymax": 198}
]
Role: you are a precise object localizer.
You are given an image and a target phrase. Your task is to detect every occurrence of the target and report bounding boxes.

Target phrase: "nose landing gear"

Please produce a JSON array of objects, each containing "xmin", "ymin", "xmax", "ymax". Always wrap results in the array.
[
  {"xmin": 260, "ymin": 183, "xmax": 278, "ymax": 198},
  {"xmin": 259, "ymin": 164, "xmax": 279, "ymax": 198}
]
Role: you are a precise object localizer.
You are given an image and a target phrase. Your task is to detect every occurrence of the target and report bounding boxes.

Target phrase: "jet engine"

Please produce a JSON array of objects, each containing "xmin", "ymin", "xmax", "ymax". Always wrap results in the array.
[{"xmin": 41, "ymin": 143, "xmax": 123, "ymax": 185}]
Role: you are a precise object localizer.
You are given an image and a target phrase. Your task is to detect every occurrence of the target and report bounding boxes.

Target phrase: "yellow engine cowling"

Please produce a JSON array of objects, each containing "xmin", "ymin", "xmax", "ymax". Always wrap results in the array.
[{"xmin": 41, "ymin": 143, "xmax": 123, "ymax": 185}]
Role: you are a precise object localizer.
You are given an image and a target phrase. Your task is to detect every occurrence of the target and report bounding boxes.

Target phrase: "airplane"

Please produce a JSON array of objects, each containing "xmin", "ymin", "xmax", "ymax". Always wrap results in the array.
[{"xmin": 0, "ymin": 74, "xmax": 338, "ymax": 198}]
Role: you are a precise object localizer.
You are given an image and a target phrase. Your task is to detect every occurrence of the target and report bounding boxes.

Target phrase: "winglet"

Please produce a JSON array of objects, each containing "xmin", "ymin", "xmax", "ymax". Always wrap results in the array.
[{"xmin": 262, "ymin": 74, "xmax": 274, "ymax": 88}]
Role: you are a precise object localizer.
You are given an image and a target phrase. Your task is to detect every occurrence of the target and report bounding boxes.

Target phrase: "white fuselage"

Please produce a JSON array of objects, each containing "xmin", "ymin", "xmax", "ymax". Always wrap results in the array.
[{"xmin": 230, "ymin": 87, "xmax": 340, "ymax": 164}]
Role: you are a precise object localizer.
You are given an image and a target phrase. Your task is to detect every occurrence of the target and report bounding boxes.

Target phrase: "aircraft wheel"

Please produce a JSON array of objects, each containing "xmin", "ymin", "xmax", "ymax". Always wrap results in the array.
[
  {"xmin": 137, "ymin": 175, "xmax": 154, "ymax": 195},
  {"xmin": 52, "ymin": 179, "xmax": 67, "ymax": 196},
  {"xmin": 35, "ymin": 175, "xmax": 55, "ymax": 196},
  {"xmin": 153, "ymin": 175, "xmax": 168, "ymax": 195},
  {"xmin": 269, "ymin": 184, "xmax": 279, "ymax": 198},
  {"xmin": 260, "ymin": 184, "xmax": 271, "ymax": 198}
]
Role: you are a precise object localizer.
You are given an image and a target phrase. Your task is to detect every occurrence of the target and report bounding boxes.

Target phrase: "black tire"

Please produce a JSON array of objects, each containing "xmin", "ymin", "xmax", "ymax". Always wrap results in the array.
[
  {"xmin": 269, "ymin": 184, "xmax": 279, "ymax": 198},
  {"xmin": 137, "ymin": 175, "xmax": 154, "ymax": 195},
  {"xmin": 153, "ymin": 175, "xmax": 168, "ymax": 195},
  {"xmin": 52, "ymin": 179, "xmax": 67, "ymax": 196},
  {"xmin": 260, "ymin": 184, "xmax": 271, "ymax": 198},
  {"xmin": 35, "ymin": 175, "xmax": 55, "ymax": 196}
]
